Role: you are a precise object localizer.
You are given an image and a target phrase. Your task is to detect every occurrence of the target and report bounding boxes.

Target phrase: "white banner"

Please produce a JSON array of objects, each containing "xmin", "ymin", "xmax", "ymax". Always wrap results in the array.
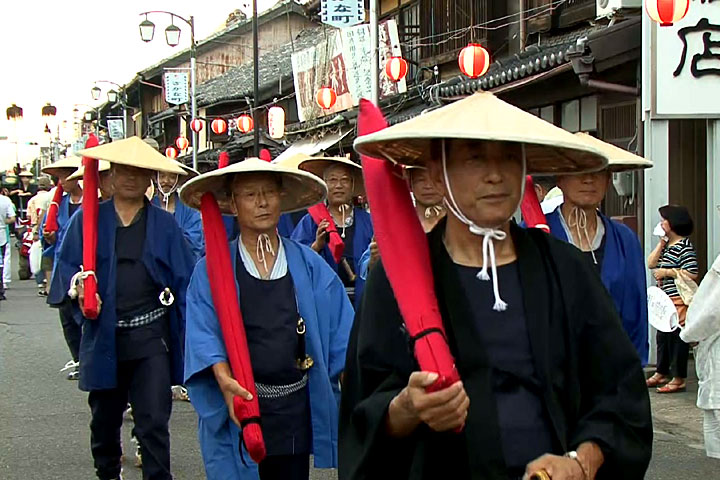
[
  {"xmin": 320, "ymin": 0, "xmax": 364, "ymax": 29},
  {"xmin": 107, "ymin": 118, "xmax": 125, "ymax": 140},
  {"xmin": 164, "ymin": 72, "xmax": 189, "ymax": 105},
  {"xmin": 653, "ymin": 2, "xmax": 720, "ymax": 117}
]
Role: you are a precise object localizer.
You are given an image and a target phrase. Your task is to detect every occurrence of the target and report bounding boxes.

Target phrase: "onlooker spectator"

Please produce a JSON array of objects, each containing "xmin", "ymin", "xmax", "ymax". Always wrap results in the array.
[
  {"xmin": 0, "ymin": 190, "xmax": 18, "ymax": 300},
  {"xmin": 681, "ymin": 251, "xmax": 720, "ymax": 459},
  {"xmin": 27, "ymin": 177, "xmax": 53, "ymax": 295},
  {"xmin": 9, "ymin": 170, "xmax": 37, "ymax": 226},
  {"xmin": 647, "ymin": 205, "xmax": 699, "ymax": 393}
]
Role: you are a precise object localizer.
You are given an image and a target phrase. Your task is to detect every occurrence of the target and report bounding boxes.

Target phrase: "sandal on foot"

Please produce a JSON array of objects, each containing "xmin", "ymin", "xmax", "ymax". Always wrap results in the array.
[
  {"xmin": 646, "ymin": 374, "xmax": 668, "ymax": 388},
  {"xmin": 657, "ymin": 383, "xmax": 686, "ymax": 393}
]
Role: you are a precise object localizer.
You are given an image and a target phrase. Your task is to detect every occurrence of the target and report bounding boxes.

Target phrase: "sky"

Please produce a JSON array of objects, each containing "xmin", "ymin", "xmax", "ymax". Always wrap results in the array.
[{"xmin": 0, "ymin": 0, "xmax": 282, "ymax": 170}]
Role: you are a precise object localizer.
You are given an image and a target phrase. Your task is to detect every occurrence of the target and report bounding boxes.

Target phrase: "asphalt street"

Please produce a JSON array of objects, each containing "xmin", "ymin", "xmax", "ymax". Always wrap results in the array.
[{"xmin": 0, "ymin": 251, "xmax": 717, "ymax": 479}]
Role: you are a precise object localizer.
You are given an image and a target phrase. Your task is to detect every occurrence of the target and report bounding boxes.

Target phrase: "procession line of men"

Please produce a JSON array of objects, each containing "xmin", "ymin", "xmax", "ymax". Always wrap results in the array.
[{"xmin": 44, "ymin": 91, "xmax": 657, "ymax": 480}]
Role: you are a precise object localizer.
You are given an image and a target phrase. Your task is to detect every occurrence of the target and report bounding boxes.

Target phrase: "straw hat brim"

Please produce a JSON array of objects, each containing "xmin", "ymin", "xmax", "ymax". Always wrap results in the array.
[
  {"xmin": 272, "ymin": 153, "xmax": 311, "ymax": 170},
  {"xmin": 42, "ymin": 156, "xmax": 84, "ymax": 177},
  {"xmin": 574, "ymin": 133, "xmax": 652, "ymax": 172},
  {"xmin": 18, "ymin": 171, "xmax": 34, "ymax": 178},
  {"xmin": 354, "ymin": 92, "xmax": 608, "ymax": 175},
  {"xmin": 76, "ymin": 137, "xmax": 186, "ymax": 175},
  {"xmin": 66, "ymin": 161, "xmax": 111, "ymax": 181},
  {"xmin": 180, "ymin": 157, "xmax": 327, "ymax": 216},
  {"xmin": 298, "ymin": 157, "xmax": 365, "ymax": 196}
]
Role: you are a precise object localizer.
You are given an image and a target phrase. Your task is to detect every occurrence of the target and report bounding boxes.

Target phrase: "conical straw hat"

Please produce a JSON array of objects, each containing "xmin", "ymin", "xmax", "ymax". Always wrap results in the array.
[
  {"xmin": 298, "ymin": 156, "xmax": 365, "ymax": 195},
  {"xmin": 76, "ymin": 137, "xmax": 186, "ymax": 175},
  {"xmin": 574, "ymin": 133, "xmax": 652, "ymax": 172},
  {"xmin": 42, "ymin": 156, "xmax": 83, "ymax": 177},
  {"xmin": 354, "ymin": 92, "xmax": 608, "ymax": 175},
  {"xmin": 66, "ymin": 161, "xmax": 111, "ymax": 181},
  {"xmin": 180, "ymin": 157, "xmax": 327, "ymax": 216},
  {"xmin": 272, "ymin": 153, "xmax": 311, "ymax": 170}
]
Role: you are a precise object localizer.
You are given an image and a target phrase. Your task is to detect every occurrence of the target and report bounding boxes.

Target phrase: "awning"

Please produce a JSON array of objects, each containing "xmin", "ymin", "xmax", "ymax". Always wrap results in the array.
[{"xmin": 274, "ymin": 129, "xmax": 352, "ymax": 163}]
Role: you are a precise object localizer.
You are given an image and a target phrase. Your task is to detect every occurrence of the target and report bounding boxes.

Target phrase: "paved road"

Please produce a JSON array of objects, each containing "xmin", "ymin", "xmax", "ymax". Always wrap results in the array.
[{"xmin": 0, "ymin": 251, "xmax": 717, "ymax": 479}]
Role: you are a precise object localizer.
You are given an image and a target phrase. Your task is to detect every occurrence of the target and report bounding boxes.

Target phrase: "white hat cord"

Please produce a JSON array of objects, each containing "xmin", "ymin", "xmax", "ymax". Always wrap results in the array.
[
  {"xmin": 440, "ymin": 139, "xmax": 526, "ymax": 312},
  {"xmin": 568, "ymin": 206, "xmax": 598, "ymax": 265},
  {"xmin": 424, "ymin": 205, "xmax": 444, "ymax": 218},
  {"xmin": 256, "ymin": 234, "xmax": 276, "ymax": 277},
  {"xmin": 156, "ymin": 172, "xmax": 179, "ymax": 210}
]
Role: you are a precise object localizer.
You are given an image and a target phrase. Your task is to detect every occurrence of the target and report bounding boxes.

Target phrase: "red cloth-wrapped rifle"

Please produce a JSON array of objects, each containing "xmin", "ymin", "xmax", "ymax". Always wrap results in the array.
[
  {"xmin": 199, "ymin": 192, "xmax": 266, "ymax": 463},
  {"xmin": 44, "ymin": 184, "xmax": 65, "ymax": 234},
  {"xmin": 81, "ymin": 134, "xmax": 100, "ymax": 319},
  {"xmin": 307, "ymin": 204, "xmax": 345, "ymax": 264},
  {"xmin": 520, "ymin": 175, "xmax": 549, "ymax": 233},
  {"xmin": 357, "ymin": 99, "xmax": 461, "ymax": 396}
]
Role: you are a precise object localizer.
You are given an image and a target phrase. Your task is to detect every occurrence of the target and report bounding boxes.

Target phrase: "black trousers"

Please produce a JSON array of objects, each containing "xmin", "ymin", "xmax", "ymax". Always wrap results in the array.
[
  {"xmin": 656, "ymin": 329, "xmax": 689, "ymax": 378},
  {"xmin": 0, "ymin": 244, "xmax": 6, "ymax": 296},
  {"xmin": 259, "ymin": 454, "xmax": 310, "ymax": 480},
  {"xmin": 88, "ymin": 353, "xmax": 172, "ymax": 480},
  {"xmin": 59, "ymin": 298, "xmax": 81, "ymax": 362}
]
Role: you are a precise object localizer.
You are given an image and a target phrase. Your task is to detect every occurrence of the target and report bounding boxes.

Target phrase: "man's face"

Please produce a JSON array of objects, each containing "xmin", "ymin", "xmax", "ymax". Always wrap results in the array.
[
  {"xmin": 410, "ymin": 168, "xmax": 444, "ymax": 207},
  {"xmin": 20, "ymin": 177, "xmax": 30, "ymax": 187},
  {"xmin": 429, "ymin": 140, "xmax": 524, "ymax": 228},
  {"xmin": 158, "ymin": 172, "xmax": 180, "ymax": 193},
  {"xmin": 231, "ymin": 173, "xmax": 282, "ymax": 233},
  {"xmin": 61, "ymin": 177, "xmax": 79, "ymax": 192},
  {"xmin": 112, "ymin": 165, "xmax": 152, "ymax": 201},
  {"xmin": 99, "ymin": 171, "xmax": 114, "ymax": 199},
  {"xmin": 324, "ymin": 164, "xmax": 354, "ymax": 206},
  {"xmin": 556, "ymin": 171, "xmax": 610, "ymax": 209}
]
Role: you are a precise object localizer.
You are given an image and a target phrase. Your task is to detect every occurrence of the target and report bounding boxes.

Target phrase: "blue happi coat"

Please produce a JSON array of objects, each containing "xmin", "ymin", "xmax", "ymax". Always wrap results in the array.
[
  {"xmin": 153, "ymin": 194, "xmax": 205, "ymax": 261},
  {"xmin": 40, "ymin": 193, "xmax": 79, "ymax": 260},
  {"xmin": 291, "ymin": 208, "xmax": 373, "ymax": 308},
  {"xmin": 546, "ymin": 207, "xmax": 649, "ymax": 364},
  {"xmin": 49, "ymin": 200, "xmax": 195, "ymax": 391},
  {"xmin": 184, "ymin": 237, "xmax": 354, "ymax": 479}
]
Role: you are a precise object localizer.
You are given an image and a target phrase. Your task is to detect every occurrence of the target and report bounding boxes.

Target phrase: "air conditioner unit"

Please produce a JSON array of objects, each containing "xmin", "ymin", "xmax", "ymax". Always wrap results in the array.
[{"xmin": 596, "ymin": 0, "xmax": 642, "ymax": 19}]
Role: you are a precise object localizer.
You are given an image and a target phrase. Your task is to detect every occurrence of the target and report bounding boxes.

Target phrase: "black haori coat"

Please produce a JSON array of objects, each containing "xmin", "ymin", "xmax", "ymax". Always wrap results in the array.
[{"xmin": 339, "ymin": 221, "xmax": 652, "ymax": 480}]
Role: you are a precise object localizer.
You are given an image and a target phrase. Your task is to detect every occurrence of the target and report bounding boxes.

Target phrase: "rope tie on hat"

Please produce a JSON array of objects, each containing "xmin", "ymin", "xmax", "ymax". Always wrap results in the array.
[
  {"xmin": 255, "ymin": 234, "xmax": 276, "ymax": 277},
  {"xmin": 68, "ymin": 266, "xmax": 98, "ymax": 299},
  {"xmin": 156, "ymin": 172, "xmax": 179, "ymax": 210},
  {"xmin": 441, "ymin": 139, "xmax": 509, "ymax": 312},
  {"xmin": 568, "ymin": 206, "xmax": 597, "ymax": 265},
  {"xmin": 424, "ymin": 205, "xmax": 444, "ymax": 218}
]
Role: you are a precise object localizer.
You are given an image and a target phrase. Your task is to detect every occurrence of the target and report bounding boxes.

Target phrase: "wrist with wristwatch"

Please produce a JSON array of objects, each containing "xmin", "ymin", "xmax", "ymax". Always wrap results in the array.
[{"xmin": 528, "ymin": 451, "xmax": 587, "ymax": 480}]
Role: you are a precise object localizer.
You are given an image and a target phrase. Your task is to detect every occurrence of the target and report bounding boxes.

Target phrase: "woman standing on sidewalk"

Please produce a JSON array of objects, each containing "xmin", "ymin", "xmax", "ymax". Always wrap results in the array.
[{"xmin": 647, "ymin": 205, "xmax": 699, "ymax": 393}]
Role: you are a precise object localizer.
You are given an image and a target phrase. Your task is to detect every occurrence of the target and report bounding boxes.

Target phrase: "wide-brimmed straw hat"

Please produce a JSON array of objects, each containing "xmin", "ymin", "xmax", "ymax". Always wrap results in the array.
[
  {"xmin": 76, "ymin": 137, "xmax": 186, "ymax": 175},
  {"xmin": 354, "ymin": 92, "xmax": 608, "ymax": 175},
  {"xmin": 574, "ymin": 133, "xmax": 652, "ymax": 172},
  {"xmin": 180, "ymin": 157, "xmax": 327, "ymax": 216},
  {"xmin": 66, "ymin": 161, "xmax": 111, "ymax": 181},
  {"xmin": 18, "ymin": 171, "xmax": 35, "ymax": 178},
  {"xmin": 298, "ymin": 156, "xmax": 365, "ymax": 195},
  {"xmin": 42, "ymin": 156, "xmax": 83, "ymax": 177},
  {"xmin": 272, "ymin": 153, "xmax": 311, "ymax": 170}
]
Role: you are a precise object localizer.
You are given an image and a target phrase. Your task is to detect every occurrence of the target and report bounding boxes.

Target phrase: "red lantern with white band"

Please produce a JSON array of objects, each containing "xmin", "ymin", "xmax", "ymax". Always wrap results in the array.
[
  {"xmin": 268, "ymin": 106, "xmax": 286, "ymax": 139},
  {"xmin": 165, "ymin": 146, "xmax": 178, "ymax": 159},
  {"xmin": 458, "ymin": 43, "xmax": 491, "ymax": 78},
  {"xmin": 236, "ymin": 114, "xmax": 254, "ymax": 134},
  {"xmin": 190, "ymin": 118, "xmax": 204, "ymax": 133},
  {"xmin": 645, "ymin": 0, "xmax": 690, "ymax": 26},
  {"xmin": 316, "ymin": 87, "xmax": 337, "ymax": 110},
  {"xmin": 175, "ymin": 136, "xmax": 189, "ymax": 151},
  {"xmin": 385, "ymin": 56, "xmax": 409, "ymax": 82},
  {"xmin": 211, "ymin": 118, "xmax": 228, "ymax": 135}
]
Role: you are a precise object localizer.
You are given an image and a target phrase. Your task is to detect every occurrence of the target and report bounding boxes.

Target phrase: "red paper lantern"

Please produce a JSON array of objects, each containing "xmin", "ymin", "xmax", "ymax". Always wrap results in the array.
[
  {"xmin": 385, "ymin": 56, "xmax": 409, "ymax": 82},
  {"xmin": 190, "ymin": 118, "xmax": 204, "ymax": 133},
  {"xmin": 268, "ymin": 106, "xmax": 285, "ymax": 139},
  {"xmin": 165, "ymin": 146, "xmax": 178, "ymax": 159},
  {"xmin": 316, "ymin": 87, "xmax": 337, "ymax": 110},
  {"xmin": 645, "ymin": 0, "xmax": 689, "ymax": 26},
  {"xmin": 458, "ymin": 43, "xmax": 491, "ymax": 78},
  {"xmin": 236, "ymin": 114, "xmax": 254, "ymax": 134},
  {"xmin": 211, "ymin": 118, "xmax": 228, "ymax": 135},
  {"xmin": 175, "ymin": 136, "xmax": 189, "ymax": 151}
]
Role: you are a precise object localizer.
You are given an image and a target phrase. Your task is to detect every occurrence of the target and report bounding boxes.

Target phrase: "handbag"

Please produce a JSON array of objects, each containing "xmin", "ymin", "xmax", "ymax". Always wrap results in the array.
[{"xmin": 674, "ymin": 269, "xmax": 698, "ymax": 306}]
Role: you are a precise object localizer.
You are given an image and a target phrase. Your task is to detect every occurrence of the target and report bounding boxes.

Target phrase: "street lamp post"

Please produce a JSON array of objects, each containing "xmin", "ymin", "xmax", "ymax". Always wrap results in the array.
[
  {"xmin": 252, "ymin": 0, "xmax": 260, "ymax": 157},
  {"xmin": 42, "ymin": 102, "xmax": 58, "ymax": 170},
  {"xmin": 92, "ymin": 80, "xmax": 128, "ymax": 139},
  {"xmin": 6, "ymin": 104, "xmax": 23, "ymax": 171},
  {"xmin": 139, "ymin": 11, "xmax": 197, "ymax": 170}
]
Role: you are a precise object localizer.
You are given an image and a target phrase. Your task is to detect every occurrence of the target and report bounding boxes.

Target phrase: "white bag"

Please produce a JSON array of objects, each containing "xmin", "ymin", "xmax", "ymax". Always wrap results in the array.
[{"xmin": 29, "ymin": 240, "xmax": 43, "ymax": 275}]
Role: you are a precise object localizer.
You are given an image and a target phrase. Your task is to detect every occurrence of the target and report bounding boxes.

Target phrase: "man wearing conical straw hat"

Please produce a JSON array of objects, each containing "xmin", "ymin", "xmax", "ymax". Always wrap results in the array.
[
  {"xmin": 49, "ymin": 137, "xmax": 195, "ymax": 480},
  {"xmin": 545, "ymin": 133, "xmax": 653, "ymax": 367},
  {"xmin": 291, "ymin": 156, "xmax": 374, "ymax": 307},
  {"xmin": 66, "ymin": 160, "xmax": 114, "ymax": 201},
  {"xmin": 340, "ymin": 93, "xmax": 652, "ymax": 480},
  {"xmin": 179, "ymin": 157, "xmax": 354, "ymax": 479},
  {"xmin": 40, "ymin": 155, "xmax": 84, "ymax": 379}
]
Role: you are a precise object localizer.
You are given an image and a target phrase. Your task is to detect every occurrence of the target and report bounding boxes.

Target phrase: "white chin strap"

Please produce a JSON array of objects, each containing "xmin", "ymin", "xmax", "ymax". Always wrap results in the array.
[
  {"xmin": 338, "ymin": 203, "xmax": 352, "ymax": 238},
  {"xmin": 568, "ymin": 206, "xmax": 598, "ymax": 265},
  {"xmin": 156, "ymin": 173, "xmax": 179, "ymax": 210},
  {"xmin": 440, "ymin": 139, "xmax": 526, "ymax": 312},
  {"xmin": 424, "ymin": 205, "xmax": 444, "ymax": 218},
  {"xmin": 256, "ymin": 233, "xmax": 276, "ymax": 276}
]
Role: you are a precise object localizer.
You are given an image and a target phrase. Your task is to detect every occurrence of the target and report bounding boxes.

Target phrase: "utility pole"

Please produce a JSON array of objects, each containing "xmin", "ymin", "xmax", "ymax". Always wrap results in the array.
[
  {"xmin": 252, "ymin": 0, "xmax": 260, "ymax": 157},
  {"xmin": 370, "ymin": 0, "xmax": 379, "ymax": 105}
]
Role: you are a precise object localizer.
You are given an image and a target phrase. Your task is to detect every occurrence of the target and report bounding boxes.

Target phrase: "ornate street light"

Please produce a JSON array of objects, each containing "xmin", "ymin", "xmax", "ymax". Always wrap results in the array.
[
  {"xmin": 91, "ymin": 86, "xmax": 102, "ymax": 101},
  {"xmin": 165, "ymin": 22, "xmax": 182, "ymax": 47},
  {"xmin": 139, "ymin": 16, "xmax": 155, "ymax": 42},
  {"xmin": 6, "ymin": 104, "xmax": 23, "ymax": 120},
  {"xmin": 107, "ymin": 89, "xmax": 118, "ymax": 104},
  {"xmin": 41, "ymin": 102, "xmax": 57, "ymax": 118}
]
